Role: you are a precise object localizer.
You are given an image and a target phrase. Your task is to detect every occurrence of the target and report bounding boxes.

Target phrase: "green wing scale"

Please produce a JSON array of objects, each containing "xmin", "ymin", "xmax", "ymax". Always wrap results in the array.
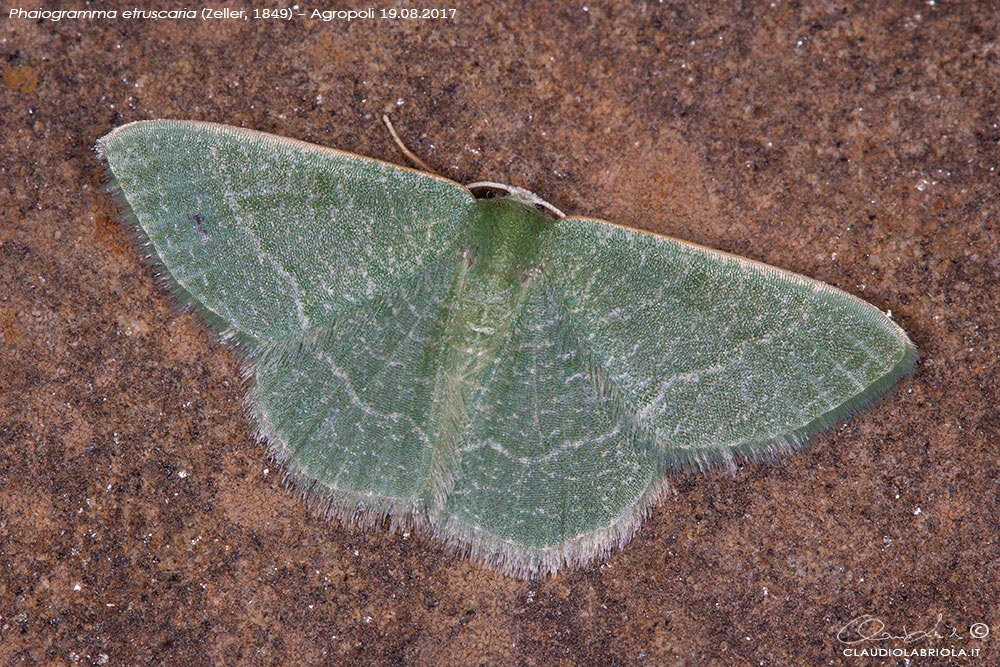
[{"xmin": 99, "ymin": 120, "xmax": 916, "ymax": 577}]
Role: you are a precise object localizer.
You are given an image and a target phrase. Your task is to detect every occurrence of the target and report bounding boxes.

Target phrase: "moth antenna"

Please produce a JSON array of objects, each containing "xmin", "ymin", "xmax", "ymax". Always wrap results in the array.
[{"xmin": 382, "ymin": 114, "xmax": 440, "ymax": 176}]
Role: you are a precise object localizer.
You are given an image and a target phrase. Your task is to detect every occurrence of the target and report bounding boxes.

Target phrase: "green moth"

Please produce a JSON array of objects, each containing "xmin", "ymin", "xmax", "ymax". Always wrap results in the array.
[{"xmin": 97, "ymin": 120, "xmax": 916, "ymax": 578}]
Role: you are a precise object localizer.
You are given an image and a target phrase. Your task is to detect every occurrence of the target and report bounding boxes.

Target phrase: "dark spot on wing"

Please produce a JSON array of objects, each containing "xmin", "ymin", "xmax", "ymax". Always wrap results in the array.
[{"xmin": 187, "ymin": 213, "xmax": 209, "ymax": 241}]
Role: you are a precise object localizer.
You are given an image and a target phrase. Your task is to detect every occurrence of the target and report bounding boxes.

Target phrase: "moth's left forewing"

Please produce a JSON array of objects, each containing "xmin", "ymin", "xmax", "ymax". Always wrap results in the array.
[
  {"xmin": 543, "ymin": 216, "xmax": 916, "ymax": 470},
  {"xmin": 97, "ymin": 120, "xmax": 476, "ymax": 343}
]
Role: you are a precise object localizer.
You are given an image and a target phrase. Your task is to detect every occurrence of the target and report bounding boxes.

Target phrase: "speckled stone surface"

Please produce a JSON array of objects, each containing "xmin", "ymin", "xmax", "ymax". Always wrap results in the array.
[{"xmin": 1, "ymin": 2, "xmax": 997, "ymax": 665}]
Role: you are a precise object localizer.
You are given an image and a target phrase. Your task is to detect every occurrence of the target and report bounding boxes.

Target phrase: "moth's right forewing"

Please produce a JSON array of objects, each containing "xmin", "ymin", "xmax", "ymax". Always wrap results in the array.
[{"xmin": 544, "ymin": 216, "xmax": 916, "ymax": 470}]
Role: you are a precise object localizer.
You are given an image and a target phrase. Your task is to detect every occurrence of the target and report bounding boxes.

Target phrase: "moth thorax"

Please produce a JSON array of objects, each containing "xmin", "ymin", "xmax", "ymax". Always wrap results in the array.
[{"xmin": 468, "ymin": 198, "xmax": 551, "ymax": 286}]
